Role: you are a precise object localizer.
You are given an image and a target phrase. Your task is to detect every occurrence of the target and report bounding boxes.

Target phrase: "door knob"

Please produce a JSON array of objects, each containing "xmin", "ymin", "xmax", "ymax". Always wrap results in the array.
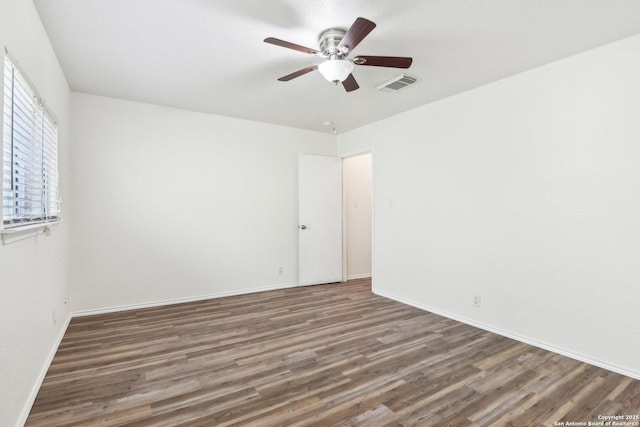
[{"xmin": 300, "ymin": 224, "xmax": 307, "ymax": 230}]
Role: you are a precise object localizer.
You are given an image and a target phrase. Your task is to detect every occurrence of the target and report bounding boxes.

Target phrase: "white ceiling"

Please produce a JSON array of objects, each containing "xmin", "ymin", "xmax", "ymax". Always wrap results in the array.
[{"xmin": 34, "ymin": 0, "xmax": 640, "ymax": 134}]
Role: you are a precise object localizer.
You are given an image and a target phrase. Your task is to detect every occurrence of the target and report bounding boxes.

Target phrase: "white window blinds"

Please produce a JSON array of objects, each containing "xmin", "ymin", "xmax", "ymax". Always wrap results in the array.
[{"xmin": 2, "ymin": 55, "xmax": 60, "ymax": 228}]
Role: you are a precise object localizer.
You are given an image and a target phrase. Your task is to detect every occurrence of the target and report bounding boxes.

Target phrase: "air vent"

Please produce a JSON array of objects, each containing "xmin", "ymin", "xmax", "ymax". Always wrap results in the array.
[{"xmin": 376, "ymin": 74, "xmax": 419, "ymax": 92}]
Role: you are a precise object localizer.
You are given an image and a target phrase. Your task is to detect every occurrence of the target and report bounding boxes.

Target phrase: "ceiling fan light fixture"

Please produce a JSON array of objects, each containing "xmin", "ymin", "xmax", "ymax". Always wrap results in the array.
[
  {"xmin": 265, "ymin": 17, "xmax": 412, "ymax": 93},
  {"xmin": 318, "ymin": 59, "xmax": 354, "ymax": 83}
]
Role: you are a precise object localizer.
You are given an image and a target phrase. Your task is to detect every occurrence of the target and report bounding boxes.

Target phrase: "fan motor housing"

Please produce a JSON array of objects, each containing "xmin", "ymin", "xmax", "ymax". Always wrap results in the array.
[{"xmin": 319, "ymin": 28, "xmax": 348, "ymax": 57}]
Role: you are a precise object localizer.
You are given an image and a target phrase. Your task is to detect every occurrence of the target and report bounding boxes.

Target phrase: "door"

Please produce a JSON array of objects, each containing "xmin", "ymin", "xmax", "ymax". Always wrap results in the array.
[{"xmin": 298, "ymin": 154, "xmax": 342, "ymax": 286}]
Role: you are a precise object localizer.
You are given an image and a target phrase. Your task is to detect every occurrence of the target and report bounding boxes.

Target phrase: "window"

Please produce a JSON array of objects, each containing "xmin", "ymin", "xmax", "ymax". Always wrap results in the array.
[{"xmin": 2, "ymin": 55, "xmax": 60, "ymax": 229}]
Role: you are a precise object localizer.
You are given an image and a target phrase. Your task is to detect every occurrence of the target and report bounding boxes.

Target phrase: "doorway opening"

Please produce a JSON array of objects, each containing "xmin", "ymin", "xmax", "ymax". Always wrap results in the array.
[{"xmin": 342, "ymin": 153, "xmax": 373, "ymax": 283}]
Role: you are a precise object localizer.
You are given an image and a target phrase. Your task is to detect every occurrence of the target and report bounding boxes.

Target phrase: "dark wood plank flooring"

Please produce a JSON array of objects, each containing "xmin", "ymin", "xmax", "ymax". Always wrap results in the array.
[{"xmin": 26, "ymin": 279, "xmax": 640, "ymax": 426}]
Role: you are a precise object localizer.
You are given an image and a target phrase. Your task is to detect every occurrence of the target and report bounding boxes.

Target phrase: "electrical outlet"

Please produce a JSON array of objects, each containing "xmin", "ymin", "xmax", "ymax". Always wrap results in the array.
[
  {"xmin": 472, "ymin": 295, "xmax": 481, "ymax": 308},
  {"xmin": 278, "ymin": 266, "xmax": 284, "ymax": 275}
]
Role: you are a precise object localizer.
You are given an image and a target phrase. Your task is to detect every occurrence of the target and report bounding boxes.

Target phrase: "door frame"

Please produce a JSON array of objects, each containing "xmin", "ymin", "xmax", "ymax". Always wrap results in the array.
[{"xmin": 341, "ymin": 149, "xmax": 374, "ymax": 287}]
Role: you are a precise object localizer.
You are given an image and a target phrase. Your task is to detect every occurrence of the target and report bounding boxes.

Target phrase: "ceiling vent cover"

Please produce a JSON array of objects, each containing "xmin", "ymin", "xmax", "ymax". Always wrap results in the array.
[{"xmin": 376, "ymin": 74, "xmax": 419, "ymax": 92}]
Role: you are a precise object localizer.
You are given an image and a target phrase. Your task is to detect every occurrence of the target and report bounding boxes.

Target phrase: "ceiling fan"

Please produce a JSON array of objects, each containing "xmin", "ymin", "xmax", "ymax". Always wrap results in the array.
[{"xmin": 264, "ymin": 17, "xmax": 413, "ymax": 92}]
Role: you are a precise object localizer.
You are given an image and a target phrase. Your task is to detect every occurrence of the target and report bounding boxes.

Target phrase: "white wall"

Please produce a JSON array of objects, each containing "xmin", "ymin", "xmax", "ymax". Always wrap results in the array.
[
  {"xmin": 0, "ymin": 0, "xmax": 71, "ymax": 426},
  {"xmin": 343, "ymin": 153, "xmax": 372, "ymax": 279},
  {"xmin": 338, "ymin": 34, "xmax": 640, "ymax": 377},
  {"xmin": 70, "ymin": 93, "xmax": 336, "ymax": 312}
]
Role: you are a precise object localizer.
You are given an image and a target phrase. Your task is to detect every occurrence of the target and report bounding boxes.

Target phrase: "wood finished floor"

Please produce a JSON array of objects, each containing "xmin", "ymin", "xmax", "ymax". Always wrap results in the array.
[{"xmin": 27, "ymin": 279, "xmax": 640, "ymax": 426}]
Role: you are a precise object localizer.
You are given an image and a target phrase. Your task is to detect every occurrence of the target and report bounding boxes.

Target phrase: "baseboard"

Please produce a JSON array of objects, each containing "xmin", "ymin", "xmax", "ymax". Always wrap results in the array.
[
  {"xmin": 17, "ymin": 312, "xmax": 72, "ymax": 427},
  {"xmin": 72, "ymin": 282, "xmax": 300, "ymax": 317},
  {"xmin": 374, "ymin": 289, "xmax": 640, "ymax": 381},
  {"xmin": 346, "ymin": 273, "xmax": 372, "ymax": 280}
]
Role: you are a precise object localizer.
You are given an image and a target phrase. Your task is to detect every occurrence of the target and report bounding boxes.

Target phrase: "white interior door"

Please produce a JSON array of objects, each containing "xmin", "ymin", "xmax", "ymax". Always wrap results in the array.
[{"xmin": 298, "ymin": 154, "xmax": 342, "ymax": 286}]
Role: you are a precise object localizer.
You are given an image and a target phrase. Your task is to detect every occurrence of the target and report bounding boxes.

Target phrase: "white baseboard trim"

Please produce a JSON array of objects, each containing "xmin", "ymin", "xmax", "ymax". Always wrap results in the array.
[
  {"xmin": 346, "ymin": 273, "xmax": 372, "ymax": 281},
  {"xmin": 72, "ymin": 282, "xmax": 300, "ymax": 317},
  {"xmin": 374, "ymin": 289, "xmax": 640, "ymax": 381},
  {"xmin": 18, "ymin": 312, "xmax": 72, "ymax": 427}
]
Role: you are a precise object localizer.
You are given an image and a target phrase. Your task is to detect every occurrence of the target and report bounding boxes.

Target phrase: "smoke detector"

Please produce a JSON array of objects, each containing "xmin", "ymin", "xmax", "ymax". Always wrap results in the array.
[{"xmin": 376, "ymin": 74, "xmax": 419, "ymax": 92}]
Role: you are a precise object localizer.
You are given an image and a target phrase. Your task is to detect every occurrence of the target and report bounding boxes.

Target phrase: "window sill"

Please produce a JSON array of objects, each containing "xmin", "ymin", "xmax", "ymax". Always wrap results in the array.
[{"xmin": 1, "ymin": 220, "xmax": 64, "ymax": 245}]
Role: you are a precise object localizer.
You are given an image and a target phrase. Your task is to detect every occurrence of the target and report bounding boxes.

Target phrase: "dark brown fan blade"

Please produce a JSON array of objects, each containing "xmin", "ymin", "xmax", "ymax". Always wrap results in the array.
[
  {"xmin": 342, "ymin": 74, "xmax": 359, "ymax": 92},
  {"xmin": 277, "ymin": 65, "xmax": 318, "ymax": 81},
  {"xmin": 337, "ymin": 17, "xmax": 376, "ymax": 52},
  {"xmin": 354, "ymin": 56, "xmax": 413, "ymax": 68},
  {"xmin": 264, "ymin": 37, "xmax": 320, "ymax": 55}
]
